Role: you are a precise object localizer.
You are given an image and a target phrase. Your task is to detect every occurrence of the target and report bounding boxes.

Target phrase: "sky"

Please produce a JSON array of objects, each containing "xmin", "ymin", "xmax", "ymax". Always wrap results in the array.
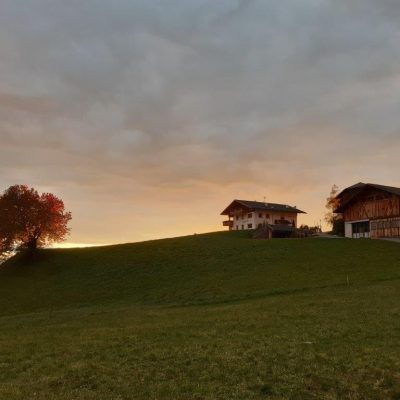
[{"xmin": 1, "ymin": 0, "xmax": 400, "ymax": 245}]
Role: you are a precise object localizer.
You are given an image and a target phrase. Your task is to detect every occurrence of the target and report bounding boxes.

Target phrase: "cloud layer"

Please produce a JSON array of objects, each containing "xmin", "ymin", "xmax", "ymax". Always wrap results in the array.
[{"xmin": 1, "ymin": 0, "xmax": 400, "ymax": 243}]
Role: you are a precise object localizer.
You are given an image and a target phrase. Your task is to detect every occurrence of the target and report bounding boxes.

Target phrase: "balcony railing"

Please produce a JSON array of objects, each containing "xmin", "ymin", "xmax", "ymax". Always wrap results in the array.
[{"xmin": 223, "ymin": 220, "xmax": 233, "ymax": 227}]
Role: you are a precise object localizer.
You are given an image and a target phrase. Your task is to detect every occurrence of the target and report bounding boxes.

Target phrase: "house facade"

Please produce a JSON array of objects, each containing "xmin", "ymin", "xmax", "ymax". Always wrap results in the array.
[
  {"xmin": 335, "ymin": 183, "xmax": 400, "ymax": 239},
  {"xmin": 220, "ymin": 200, "xmax": 305, "ymax": 232}
]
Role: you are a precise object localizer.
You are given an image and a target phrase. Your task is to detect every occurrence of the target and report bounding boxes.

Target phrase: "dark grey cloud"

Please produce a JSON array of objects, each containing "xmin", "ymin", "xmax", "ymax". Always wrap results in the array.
[{"xmin": 1, "ymin": 0, "xmax": 399, "ymax": 243}]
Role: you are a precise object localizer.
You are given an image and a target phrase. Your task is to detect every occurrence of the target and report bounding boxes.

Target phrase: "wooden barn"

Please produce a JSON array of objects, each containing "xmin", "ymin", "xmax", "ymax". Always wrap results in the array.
[{"xmin": 335, "ymin": 183, "xmax": 400, "ymax": 239}]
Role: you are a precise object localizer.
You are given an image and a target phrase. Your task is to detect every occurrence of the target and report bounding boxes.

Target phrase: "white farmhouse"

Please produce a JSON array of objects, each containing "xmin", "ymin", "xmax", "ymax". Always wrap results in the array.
[{"xmin": 221, "ymin": 199, "xmax": 306, "ymax": 236}]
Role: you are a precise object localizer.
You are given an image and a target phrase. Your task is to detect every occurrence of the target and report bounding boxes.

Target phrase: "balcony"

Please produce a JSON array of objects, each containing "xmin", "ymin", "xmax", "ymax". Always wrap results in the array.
[{"xmin": 222, "ymin": 220, "xmax": 233, "ymax": 227}]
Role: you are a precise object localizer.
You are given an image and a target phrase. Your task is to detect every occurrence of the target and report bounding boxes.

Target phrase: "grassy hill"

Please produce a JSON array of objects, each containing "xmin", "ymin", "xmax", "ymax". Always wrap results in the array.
[{"xmin": 1, "ymin": 232, "xmax": 400, "ymax": 399}]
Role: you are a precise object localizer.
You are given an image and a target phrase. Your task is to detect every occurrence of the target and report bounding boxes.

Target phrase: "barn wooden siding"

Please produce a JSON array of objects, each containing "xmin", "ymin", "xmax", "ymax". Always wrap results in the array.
[
  {"xmin": 343, "ymin": 193, "xmax": 400, "ymax": 221},
  {"xmin": 370, "ymin": 218, "xmax": 400, "ymax": 239},
  {"xmin": 343, "ymin": 191, "xmax": 400, "ymax": 238}
]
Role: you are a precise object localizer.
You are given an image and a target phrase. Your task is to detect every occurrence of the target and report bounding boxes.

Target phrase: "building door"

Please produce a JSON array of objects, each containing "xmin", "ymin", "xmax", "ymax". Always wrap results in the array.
[
  {"xmin": 351, "ymin": 221, "xmax": 370, "ymax": 238},
  {"xmin": 345, "ymin": 222, "xmax": 352, "ymax": 238}
]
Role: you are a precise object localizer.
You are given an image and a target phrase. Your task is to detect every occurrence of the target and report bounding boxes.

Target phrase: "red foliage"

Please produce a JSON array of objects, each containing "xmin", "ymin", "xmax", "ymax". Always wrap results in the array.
[{"xmin": 0, "ymin": 185, "xmax": 72, "ymax": 254}]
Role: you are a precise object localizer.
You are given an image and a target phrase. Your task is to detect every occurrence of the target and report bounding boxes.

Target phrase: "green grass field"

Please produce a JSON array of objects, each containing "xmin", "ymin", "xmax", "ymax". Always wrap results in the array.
[{"xmin": 1, "ymin": 231, "xmax": 400, "ymax": 399}]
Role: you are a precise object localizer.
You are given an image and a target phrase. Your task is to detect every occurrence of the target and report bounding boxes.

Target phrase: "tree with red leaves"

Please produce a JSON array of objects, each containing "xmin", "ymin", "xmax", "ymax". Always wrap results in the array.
[{"xmin": 0, "ymin": 185, "xmax": 72, "ymax": 256}]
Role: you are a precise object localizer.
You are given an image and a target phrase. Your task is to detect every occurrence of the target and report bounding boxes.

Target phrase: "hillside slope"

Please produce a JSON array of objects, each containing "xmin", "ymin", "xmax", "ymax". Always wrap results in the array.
[
  {"xmin": 0, "ymin": 232, "xmax": 400, "ymax": 315},
  {"xmin": 1, "ymin": 232, "xmax": 400, "ymax": 399},
  {"xmin": 1, "ymin": 231, "xmax": 400, "ymax": 316}
]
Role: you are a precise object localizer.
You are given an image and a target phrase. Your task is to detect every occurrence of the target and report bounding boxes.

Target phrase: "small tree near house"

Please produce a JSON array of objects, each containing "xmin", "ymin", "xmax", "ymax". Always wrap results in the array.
[
  {"xmin": 325, "ymin": 184, "xmax": 344, "ymax": 236},
  {"xmin": 0, "ymin": 185, "xmax": 71, "ymax": 258}
]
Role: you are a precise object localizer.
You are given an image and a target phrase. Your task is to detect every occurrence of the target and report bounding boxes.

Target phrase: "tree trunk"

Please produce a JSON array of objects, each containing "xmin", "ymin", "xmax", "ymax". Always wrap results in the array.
[{"xmin": 27, "ymin": 237, "xmax": 38, "ymax": 252}]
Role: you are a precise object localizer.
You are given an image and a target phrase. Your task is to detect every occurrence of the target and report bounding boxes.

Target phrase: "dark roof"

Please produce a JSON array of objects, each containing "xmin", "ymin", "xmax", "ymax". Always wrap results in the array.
[
  {"xmin": 220, "ymin": 199, "xmax": 306, "ymax": 215},
  {"xmin": 338, "ymin": 182, "xmax": 365, "ymax": 193},
  {"xmin": 337, "ymin": 182, "xmax": 400, "ymax": 197},
  {"xmin": 335, "ymin": 182, "xmax": 400, "ymax": 213},
  {"xmin": 366, "ymin": 183, "xmax": 400, "ymax": 196}
]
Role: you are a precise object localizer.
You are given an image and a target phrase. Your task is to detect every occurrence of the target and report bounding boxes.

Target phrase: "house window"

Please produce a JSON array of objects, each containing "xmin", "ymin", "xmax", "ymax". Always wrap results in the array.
[
  {"xmin": 236, "ymin": 215, "xmax": 239, "ymax": 220},
  {"xmin": 266, "ymin": 214, "xmax": 270, "ymax": 218},
  {"xmin": 236, "ymin": 226, "xmax": 239, "ymax": 230},
  {"xmin": 258, "ymin": 223, "xmax": 262, "ymax": 228},
  {"xmin": 241, "ymin": 225, "xmax": 244, "ymax": 230},
  {"xmin": 248, "ymin": 223, "xmax": 253, "ymax": 229},
  {"xmin": 248, "ymin": 213, "xmax": 252, "ymax": 218},
  {"xmin": 258, "ymin": 213, "xmax": 262, "ymax": 218}
]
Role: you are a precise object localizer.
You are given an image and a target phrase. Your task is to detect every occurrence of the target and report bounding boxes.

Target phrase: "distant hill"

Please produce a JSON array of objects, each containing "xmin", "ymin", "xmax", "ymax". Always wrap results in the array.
[{"xmin": 1, "ymin": 232, "xmax": 400, "ymax": 399}]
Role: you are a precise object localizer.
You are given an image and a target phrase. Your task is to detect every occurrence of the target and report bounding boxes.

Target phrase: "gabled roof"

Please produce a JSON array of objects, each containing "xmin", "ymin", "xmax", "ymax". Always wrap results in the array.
[
  {"xmin": 337, "ymin": 182, "xmax": 400, "ymax": 197},
  {"xmin": 335, "ymin": 182, "xmax": 400, "ymax": 213},
  {"xmin": 220, "ymin": 199, "xmax": 306, "ymax": 215},
  {"xmin": 366, "ymin": 183, "xmax": 400, "ymax": 196}
]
